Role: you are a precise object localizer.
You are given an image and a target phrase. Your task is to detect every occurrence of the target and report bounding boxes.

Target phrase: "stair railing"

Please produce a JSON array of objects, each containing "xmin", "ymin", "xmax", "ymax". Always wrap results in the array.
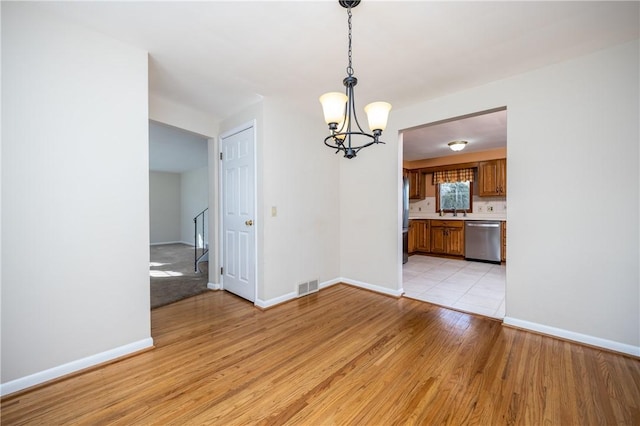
[{"xmin": 193, "ymin": 208, "xmax": 209, "ymax": 272}]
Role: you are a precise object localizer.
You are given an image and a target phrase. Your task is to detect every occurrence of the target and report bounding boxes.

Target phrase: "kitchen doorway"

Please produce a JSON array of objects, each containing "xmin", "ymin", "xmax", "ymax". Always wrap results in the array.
[{"xmin": 401, "ymin": 108, "xmax": 507, "ymax": 319}]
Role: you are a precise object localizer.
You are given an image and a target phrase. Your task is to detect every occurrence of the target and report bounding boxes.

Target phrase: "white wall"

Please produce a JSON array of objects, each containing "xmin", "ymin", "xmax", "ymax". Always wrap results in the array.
[
  {"xmin": 261, "ymin": 97, "xmax": 340, "ymax": 302},
  {"xmin": 149, "ymin": 171, "xmax": 181, "ymax": 244},
  {"xmin": 339, "ymin": 121, "xmax": 402, "ymax": 295},
  {"xmin": 219, "ymin": 98, "xmax": 340, "ymax": 304},
  {"xmin": 1, "ymin": 3, "xmax": 152, "ymax": 393},
  {"xmin": 150, "ymin": 94, "xmax": 219, "ymax": 139},
  {"xmin": 180, "ymin": 167, "xmax": 209, "ymax": 245},
  {"xmin": 149, "ymin": 168, "xmax": 208, "ymax": 246},
  {"xmin": 354, "ymin": 40, "xmax": 639, "ymax": 354}
]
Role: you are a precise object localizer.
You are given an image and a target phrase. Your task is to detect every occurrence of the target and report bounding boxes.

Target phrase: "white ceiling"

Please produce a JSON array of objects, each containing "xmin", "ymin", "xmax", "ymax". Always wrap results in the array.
[
  {"xmin": 402, "ymin": 108, "xmax": 507, "ymax": 161},
  {"xmin": 149, "ymin": 121, "xmax": 208, "ymax": 173},
  {"xmin": 35, "ymin": 1, "xmax": 639, "ymax": 160}
]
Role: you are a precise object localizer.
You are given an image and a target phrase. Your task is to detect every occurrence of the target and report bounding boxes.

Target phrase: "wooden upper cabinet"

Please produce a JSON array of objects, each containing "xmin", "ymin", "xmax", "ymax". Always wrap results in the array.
[
  {"xmin": 478, "ymin": 159, "xmax": 507, "ymax": 197},
  {"xmin": 407, "ymin": 170, "xmax": 424, "ymax": 200}
]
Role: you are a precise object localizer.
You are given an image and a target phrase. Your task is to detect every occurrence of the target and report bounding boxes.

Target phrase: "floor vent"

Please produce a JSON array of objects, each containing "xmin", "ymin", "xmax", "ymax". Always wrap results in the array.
[
  {"xmin": 298, "ymin": 282, "xmax": 309, "ymax": 297},
  {"xmin": 297, "ymin": 279, "xmax": 319, "ymax": 297}
]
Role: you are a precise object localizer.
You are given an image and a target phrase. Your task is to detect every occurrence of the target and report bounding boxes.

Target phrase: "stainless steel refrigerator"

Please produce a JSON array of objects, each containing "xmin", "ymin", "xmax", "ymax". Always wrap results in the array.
[{"xmin": 402, "ymin": 176, "xmax": 409, "ymax": 264}]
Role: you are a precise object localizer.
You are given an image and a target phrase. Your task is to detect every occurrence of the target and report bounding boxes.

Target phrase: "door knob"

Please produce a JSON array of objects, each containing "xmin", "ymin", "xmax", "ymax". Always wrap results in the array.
[{"xmin": 245, "ymin": 219, "xmax": 253, "ymax": 226}]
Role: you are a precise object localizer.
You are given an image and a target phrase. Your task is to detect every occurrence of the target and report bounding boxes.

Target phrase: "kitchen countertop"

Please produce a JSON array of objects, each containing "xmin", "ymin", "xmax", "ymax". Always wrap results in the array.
[{"xmin": 409, "ymin": 213, "xmax": 506, "ymax": 221}]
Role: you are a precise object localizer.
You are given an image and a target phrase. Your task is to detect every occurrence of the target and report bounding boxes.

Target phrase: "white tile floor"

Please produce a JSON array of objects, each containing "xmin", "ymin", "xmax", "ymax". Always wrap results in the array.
[{"xmin": 402, "ymin": 255, "xmax": 505, "ymax": 319}]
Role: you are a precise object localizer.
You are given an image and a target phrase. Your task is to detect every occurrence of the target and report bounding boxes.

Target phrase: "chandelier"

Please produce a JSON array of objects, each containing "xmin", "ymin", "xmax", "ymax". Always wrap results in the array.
[{"xmin": 319, "ymin": 0, "xmax": 392, "ymax": 159}]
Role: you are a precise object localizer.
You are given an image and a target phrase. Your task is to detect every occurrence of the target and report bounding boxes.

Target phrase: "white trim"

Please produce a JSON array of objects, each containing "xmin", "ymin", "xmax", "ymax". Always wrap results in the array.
[
  {"xmin": 319, "ymin": 278, "xmax": 341, "ymax": 289},
  {"xmin": 255, "ymin": 291, "xmax": 297, "ymax": 309},
  {"xmin": 207, "ymin": 282, "xmax": 222, "ymax": 290},
  {"xmin": 0, "ymin": 338, "xmax": 154, "ymax": 397},
  {"xmin": 254, "ymin": 278, "xmax": 401, "ymax": 309},
  {"xmin": 503, "ymin": 317, "xmax": 640, "ymax": 357},
  {"xmin": 339, "ymin": 277, "xmax": 404, "ymax": 298},
  {"xmin": 256, "ymin": 278, "xmax": 340, "ymax": 308}
]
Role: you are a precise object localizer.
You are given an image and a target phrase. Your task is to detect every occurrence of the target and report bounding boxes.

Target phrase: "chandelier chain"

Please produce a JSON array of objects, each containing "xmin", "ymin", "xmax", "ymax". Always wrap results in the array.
[{"xmin": 346, "ymin": 6, "xmax": 354, "ymax": 76}]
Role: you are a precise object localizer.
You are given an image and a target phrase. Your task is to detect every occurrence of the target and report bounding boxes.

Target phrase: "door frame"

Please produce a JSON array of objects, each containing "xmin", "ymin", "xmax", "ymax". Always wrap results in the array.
[{"xmin": 217, "ymin": 120, "xmax": 258, "ymax": 302}]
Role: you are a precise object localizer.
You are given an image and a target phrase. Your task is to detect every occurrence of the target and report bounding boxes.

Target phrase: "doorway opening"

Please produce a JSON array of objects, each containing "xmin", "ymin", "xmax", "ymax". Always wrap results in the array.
[
  {"xmin": 148, "ymin": 120, "xmax": 210, "ymax": 309},
  {"xmin": 401, "ymin": 108, "xmax": 507, "ymax": 319}
]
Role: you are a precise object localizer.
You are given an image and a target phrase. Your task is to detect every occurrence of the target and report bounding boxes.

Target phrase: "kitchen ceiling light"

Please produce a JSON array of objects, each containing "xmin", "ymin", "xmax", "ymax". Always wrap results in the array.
[
  {"xmin": 319, "ymin": 1, "xmax": 391, "ymax": 159},
  {"xmin": 448, "ymin": 140, "xmax": 468, "ymax": 151}
]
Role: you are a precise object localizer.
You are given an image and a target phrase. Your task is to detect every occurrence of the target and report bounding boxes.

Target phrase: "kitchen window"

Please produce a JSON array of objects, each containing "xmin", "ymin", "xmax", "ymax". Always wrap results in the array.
[
  {"xmin": 437, "ymin": 181, "xmax": 472, "ymax": 212},
  {"xmin": 433, "ymin": 167, "xmax": 475, "ymax": 213}
]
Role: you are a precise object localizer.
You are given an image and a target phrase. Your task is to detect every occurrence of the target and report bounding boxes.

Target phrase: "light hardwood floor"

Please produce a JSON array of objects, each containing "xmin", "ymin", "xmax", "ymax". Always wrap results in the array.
[{"xmin": 2, "ymin": 284, "xmax": 639, "ymax": 425}]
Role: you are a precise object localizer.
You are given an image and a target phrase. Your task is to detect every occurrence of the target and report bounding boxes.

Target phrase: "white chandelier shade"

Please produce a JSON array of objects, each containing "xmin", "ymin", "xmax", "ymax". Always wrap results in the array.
[
  {"xmin": 319, "ymin": 92, "xmax": 348, "ymax": 126},
  {"xmin": 364, "ymin": 101, "xmax": 392, "ymax": 132}
]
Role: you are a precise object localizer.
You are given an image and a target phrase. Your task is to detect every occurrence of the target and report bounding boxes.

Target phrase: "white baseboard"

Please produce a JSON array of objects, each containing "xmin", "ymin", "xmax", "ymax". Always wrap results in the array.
[
  {"xmin": 319, "ymin": 278, "xmax": 341, "ymax": 289},
  {"xmin": 207, "ymin": 282, "xmax": 222, "ymax": 290},
  {"xmin": 338, "ymin": 277, "xmax": 404, "ymax": 298},
  {"xmin": 503, "ymin": 317, "xmax": 640, "ymax": 357},
  {"xmin": 0, "ymin": 337, "xmax": 154, "ymax": 397},
  {"xmin": 255, "ymin": 291, "xmax": 297, "ymax": 309},
  {"xmin": 255, "ymin": 278, "xmax": 342, "ymax": 308},
  {"xmin": 255, "ymin": 278, "xmax": 401, "ymax": 309}
]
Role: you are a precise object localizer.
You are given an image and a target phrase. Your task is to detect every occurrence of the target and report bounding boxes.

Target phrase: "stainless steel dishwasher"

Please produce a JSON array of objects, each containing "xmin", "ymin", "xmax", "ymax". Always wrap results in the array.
[{"xmin": 464, "ymin": 221, "xmax": 501, "ymax": 263}]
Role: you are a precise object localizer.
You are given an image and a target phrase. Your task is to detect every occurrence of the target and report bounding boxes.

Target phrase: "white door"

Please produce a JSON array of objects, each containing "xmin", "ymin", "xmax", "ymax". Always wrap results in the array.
[{"xmin": 221, "ymin": 125, "xmax": 256, "ymax": 302}]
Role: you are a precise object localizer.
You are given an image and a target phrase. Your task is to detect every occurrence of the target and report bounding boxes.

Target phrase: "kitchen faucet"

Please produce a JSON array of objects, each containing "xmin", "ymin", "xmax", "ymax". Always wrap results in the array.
[{"xmin": 452, "ymin": 208, "xmax": 457, "ymax": 217}]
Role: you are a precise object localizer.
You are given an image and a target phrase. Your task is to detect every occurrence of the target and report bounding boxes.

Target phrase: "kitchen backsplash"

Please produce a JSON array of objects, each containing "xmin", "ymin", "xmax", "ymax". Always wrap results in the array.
[{"xmin": 410, "ymin": 196, "xmax": 507, "ymax": 215}]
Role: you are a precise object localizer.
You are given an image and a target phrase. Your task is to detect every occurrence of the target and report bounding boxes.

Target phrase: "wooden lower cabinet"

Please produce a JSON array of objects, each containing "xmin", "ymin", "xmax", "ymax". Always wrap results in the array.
[
  {"xmin": 409, "ymin": 219, "xmax": 503, "ymax": 260},
  {"xmin": 408, "ymin": 219, "xmax": 465, "ymax": 258},
  {"xmin": 408, "ymin": 220, "xmax": 417, "ymax": 254},
  {"xmin": 415, "ymin": 220, "xmax": 430, "ymax": 252},
  {"xmin": 408, "ymin": 220, "xmax": 429, "ymax": 254},
  {"xmin": 430, "ymin": 220, "xmax": 464, "ymax": 257}
]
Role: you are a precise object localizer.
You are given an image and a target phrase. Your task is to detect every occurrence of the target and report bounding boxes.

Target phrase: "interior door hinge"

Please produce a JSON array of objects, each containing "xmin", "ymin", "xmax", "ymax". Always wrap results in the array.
[
  {"xmin": 220, "ymin": 267, "xmax": 223, "ymax": 275},
  {"xmin": 219, "ymin": 152, "xmax": 223, "ymax": 160}
]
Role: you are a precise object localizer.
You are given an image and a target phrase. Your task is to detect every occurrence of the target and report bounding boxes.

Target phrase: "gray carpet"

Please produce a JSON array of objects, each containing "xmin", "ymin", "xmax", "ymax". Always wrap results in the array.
[{"xmin": 150, "ymin": 243, "xmax": 209, "ymax": 309}]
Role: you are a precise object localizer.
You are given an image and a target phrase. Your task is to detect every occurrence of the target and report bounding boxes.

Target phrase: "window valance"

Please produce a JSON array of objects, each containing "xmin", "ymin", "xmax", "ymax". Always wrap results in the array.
[{"xmin": 432, "ymin": 168, "xmax": 475, "ymax": 184}]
